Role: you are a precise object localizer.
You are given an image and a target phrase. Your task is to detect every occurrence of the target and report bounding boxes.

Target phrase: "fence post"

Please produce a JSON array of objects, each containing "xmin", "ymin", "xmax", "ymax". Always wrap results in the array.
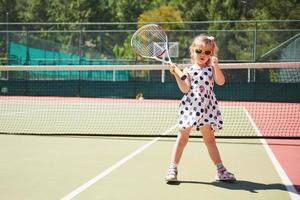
[{"xmin": 6, "ymin": 12, "xmax": 9, "ymax": 65}]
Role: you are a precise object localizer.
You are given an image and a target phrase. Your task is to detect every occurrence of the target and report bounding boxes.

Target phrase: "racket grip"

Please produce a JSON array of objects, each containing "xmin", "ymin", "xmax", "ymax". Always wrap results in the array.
[{"xmin": 173, "ymin": 66, "xmax": 187, "ymax": 80}]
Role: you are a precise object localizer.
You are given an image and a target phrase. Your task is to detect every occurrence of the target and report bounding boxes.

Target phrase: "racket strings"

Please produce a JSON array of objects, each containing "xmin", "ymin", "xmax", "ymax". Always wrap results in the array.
[{"xmin": 132, "ymin": 25, "xmax": 167, "ymax": 57}]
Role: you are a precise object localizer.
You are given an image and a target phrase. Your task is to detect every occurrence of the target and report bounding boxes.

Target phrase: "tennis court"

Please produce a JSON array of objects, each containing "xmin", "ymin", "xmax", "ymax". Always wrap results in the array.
[
  {"xmin": 0, "ymin": 25, "xmax": 300, "ymax": 198},
  {"xmin": 0, "ymin": 134, "xmax": 297, "ymax": 200},
  {"xmin": 0, "ymin": 93, "xmax": 299, "ymax": 200},
  {"xmin": 1, "ymin": 135, "xmax": 296, "ymax": 199}
]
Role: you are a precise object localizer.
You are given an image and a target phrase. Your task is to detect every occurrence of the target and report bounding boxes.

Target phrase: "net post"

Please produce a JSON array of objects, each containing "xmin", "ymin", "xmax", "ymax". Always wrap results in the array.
[
  {"xmin": 248, "ymin": 22, "xmax": 258, "ymax": 83},
  {"xmin": 161, "ymin": 54, "xmax": 165, "ymax": 83}
]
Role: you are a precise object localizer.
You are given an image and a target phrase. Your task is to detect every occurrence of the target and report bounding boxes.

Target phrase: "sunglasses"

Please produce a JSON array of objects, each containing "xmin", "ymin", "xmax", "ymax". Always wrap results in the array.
[{"xmin": 195, "ymin": 49, "xmax": 212, "ymax": 55}]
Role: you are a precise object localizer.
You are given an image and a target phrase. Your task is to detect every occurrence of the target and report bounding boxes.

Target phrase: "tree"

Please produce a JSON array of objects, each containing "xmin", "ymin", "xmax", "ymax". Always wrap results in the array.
[
  {"xmin": 137, "ymin": 5, "xmax": 183, "ymax": 28},
  {"xmin": 113, "ymin": 4, "xmax": 184, "ymax": 60},
  {"xmin": 249, "ymin": 0, "xmax": 300, "ymax": 20},
  {"xmin": 16, "ymin": 0, "xmax": 49, "ymax": 22},
  {"xmin": 1, "ymin": 0, "xmax": 299, "ymax": 64}
]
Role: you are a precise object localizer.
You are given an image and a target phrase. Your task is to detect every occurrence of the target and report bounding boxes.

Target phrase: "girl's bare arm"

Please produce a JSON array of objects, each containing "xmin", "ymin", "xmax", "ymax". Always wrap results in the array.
[
  {"xmin": 211, "ymin": 56, "xmax": 225, "ymax": 86},
  {"xmin": 169, "ymin": 63, "xmax": 190, "ymax": 93}
]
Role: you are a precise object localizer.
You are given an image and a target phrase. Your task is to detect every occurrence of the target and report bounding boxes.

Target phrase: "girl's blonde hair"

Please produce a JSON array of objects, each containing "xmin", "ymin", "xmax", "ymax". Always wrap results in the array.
[{"xmin": 189, "ymin": 34, "xmax": 218, "ymax": 64}]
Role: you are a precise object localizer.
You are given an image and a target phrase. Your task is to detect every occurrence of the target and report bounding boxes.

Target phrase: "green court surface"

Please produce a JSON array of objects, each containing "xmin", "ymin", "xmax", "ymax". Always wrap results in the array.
[{"xmin": 0, "ymin": 135, "xmax": 294, "ymax": 200}]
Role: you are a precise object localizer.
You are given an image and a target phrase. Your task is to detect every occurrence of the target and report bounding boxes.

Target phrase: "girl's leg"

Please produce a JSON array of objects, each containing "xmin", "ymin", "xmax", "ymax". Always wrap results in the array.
[
  {"xmin": 200, "ymin": 124, "xmax": 236, "ymax": 181},
  {"xmin": 165, "ymin": 127, "xmax": 192, "ymax": 181},
  {"xmin": 200, "ymin": 125, "xmax": 222, "ymax": 165},
  {"xmin": 170, "ymin": 127, "xmax": 192, "ymax": 165}
]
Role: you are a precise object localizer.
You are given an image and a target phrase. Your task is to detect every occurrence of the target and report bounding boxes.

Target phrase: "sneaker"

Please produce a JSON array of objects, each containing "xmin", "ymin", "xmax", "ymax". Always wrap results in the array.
[
  {"xmin": 165, "ymin": 167, "xmax": 178, "ymax": 182},
  {"xmin": 215, "ymin": 168, "xmax": 236, "ymax": 182}
]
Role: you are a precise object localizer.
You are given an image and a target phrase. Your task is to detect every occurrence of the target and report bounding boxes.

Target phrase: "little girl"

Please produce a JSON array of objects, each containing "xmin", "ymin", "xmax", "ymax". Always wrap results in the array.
[{"xmin": 166, "ymin": 34, "xmax": 236, "ymax": 182}]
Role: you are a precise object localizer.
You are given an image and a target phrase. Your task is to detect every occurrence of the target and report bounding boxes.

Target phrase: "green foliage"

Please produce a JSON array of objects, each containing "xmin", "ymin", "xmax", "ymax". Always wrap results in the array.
[
  {"xmin": 112, "ymin": 34, "xmax": 134, "ymax": 59},
  {"xmin": 249, "ymin": 0, "xmax": 300, "ymax": 20},
  {"xmin": 46, "ymin": 0, "xmax": 92, "ymax": 23},
  {"xmin": 137, "ymin": 5, "xmax": 183, "ymax": 28},
  {"xmin": 16, "ymin": 0, "xmax": 49, "ymax": 22},
  {"xmin": 0, "ymin": 0, "xmax": 299, "ymax": 66},
  {"xmin": 269, "ymin": 69, "xmax": 280, "ymax": 83},
  {"xmin": 1, "ymin": 0, "xmax": 299, "ymax": 23}
]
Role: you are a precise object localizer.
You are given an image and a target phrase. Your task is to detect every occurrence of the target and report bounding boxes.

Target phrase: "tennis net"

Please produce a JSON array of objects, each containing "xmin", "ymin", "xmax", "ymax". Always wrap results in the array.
[{"xmin": 0, "ymin": 62, "xmax": 299, "ymax": 139}]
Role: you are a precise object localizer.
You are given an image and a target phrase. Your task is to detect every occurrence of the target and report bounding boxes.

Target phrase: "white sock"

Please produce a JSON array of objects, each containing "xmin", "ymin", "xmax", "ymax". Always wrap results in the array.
[
  {"xmin": 170, "ymin": 163, "xmax": 178, "ymax": 169},
  {"xmin": 216, "ymin": 163, "xmax": 225, "ymax": 171}
]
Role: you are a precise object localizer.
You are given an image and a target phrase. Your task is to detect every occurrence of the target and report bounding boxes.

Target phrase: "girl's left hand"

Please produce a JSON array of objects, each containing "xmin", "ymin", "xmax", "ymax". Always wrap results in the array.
[{"xmin": 211, "ymin": 56, "xmax": 219, "ymax": 67}]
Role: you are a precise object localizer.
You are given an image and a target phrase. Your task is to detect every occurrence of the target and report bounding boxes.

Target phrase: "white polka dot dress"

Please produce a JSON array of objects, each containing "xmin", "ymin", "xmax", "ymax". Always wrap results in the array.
[{"xmin": 178, "ymin": 64, "xmax": 223, "ymax": 132}]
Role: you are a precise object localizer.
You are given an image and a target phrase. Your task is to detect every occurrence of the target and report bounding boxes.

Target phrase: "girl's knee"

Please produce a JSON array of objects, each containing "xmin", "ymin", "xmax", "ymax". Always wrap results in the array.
[
  {"xmin": 178, "ymin": 128, "xmax": 191, "ymax": 144},
  {"xmin": 203, "ymin": 135, "xmax": 216, "ymax": 146},
  {"xmin": 200, "ymin": 125, "xmax": 216, "ymax": 146}
]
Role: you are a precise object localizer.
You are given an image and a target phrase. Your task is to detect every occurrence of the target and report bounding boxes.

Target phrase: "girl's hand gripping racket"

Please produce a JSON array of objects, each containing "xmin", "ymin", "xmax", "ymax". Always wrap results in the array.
[{"xmin": 131, "ymin": 24, "xmax": 187, "ymax": 80}]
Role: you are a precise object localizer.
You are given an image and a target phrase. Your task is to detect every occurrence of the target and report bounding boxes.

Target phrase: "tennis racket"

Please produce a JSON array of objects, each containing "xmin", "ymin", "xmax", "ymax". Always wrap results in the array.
[{"xmin": 131, "ymin": 24, "xmax": 187, "ymax": 80}]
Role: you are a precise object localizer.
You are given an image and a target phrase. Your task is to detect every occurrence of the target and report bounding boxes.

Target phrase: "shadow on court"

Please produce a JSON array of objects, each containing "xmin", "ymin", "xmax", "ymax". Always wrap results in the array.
[{"xmin": 167, "ymin": 180, "xmax": 298, "ymax": 194}]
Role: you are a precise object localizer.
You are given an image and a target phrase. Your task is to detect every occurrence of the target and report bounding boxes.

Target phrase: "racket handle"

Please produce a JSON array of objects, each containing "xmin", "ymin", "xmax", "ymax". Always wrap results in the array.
[{"xmin": 173, "ymin": 66, "xmax": 187, "ymax": 80}]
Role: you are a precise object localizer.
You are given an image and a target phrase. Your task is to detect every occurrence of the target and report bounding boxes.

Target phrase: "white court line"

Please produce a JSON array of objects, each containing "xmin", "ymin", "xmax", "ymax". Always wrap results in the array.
[
  {"xmin": 0, "ymin": 109, "xmax": 50, "ymax": 116},
  {"xmin": 61, "ymin": 125, "xmax": 177, "ymax": 200},
  {"xmin": 243, "ymin": 107, "xmax": 300, "ymax": 200}
]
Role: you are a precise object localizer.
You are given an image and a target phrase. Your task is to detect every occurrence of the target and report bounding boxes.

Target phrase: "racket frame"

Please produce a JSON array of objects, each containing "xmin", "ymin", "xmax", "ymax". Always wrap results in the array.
[{"xmin": 131, "ymin": 24, "xmax": 186, "ymax": 80}]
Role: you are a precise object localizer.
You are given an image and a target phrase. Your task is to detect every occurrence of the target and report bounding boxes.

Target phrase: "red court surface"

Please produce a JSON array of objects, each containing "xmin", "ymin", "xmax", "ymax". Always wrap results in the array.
[
  {"xmin": 267, "ymin": 139, "xmax": 300, "ymax": 194},
  {"xmin": 244, "ymin": 102, "xmax": 300, "ymax": 194}
]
